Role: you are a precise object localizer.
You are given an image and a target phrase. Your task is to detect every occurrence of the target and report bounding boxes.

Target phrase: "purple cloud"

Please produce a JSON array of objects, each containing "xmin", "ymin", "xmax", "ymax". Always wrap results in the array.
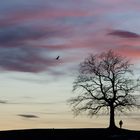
[
  {"xmin": 0, "ymin": 23, "xmax": 74, "ymax": 73},
  {"xmin": 0, "ymin": 25, "xmax": 65, "ymax": 47},
  {"xmin": 108, "ymin": 30, "xmax": 140, "ymax": 38},
  {"xmin": 1, "ymin": 0, "xmax": 140, "ymax": 75},
  {"xmin": 0, "ymin": 46, "xmax": 58, "ymax": 73}
]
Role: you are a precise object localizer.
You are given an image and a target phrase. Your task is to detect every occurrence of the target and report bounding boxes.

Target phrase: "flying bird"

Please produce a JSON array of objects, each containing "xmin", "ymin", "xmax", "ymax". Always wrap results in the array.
[{"xmin": 56, "ymin": 56, "xmax": 60, "ymax": 60}]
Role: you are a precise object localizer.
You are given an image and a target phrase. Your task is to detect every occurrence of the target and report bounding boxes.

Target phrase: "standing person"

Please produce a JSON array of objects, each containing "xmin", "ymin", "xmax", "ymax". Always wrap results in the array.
[{"xmin": 119, "ymin": 120, "xmax": 123, "ymax": 128}]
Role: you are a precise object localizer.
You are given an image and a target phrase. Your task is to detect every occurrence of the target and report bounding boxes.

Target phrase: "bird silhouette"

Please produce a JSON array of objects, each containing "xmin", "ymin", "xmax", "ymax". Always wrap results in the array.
[{"xmin": 56, "ymin": 56, "xmax": 60, "ymax": 60}]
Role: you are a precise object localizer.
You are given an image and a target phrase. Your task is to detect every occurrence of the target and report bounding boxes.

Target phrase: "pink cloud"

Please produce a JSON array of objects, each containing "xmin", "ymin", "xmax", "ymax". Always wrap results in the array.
[
  {"xmin": 1, "ymin": 9, "xmax": 92, "ymax": 26},
  {"xmin": 1, "ymin": 0, "xmax": 140, "ymax": 74},
  {"xmin": 116, "ymin": 46, "xmax": 140, "ymax": 58}
]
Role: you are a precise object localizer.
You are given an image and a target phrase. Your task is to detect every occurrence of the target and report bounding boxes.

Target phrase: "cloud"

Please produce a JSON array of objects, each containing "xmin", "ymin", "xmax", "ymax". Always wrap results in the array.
[
  {"xmin": 0, "ymin": 47, "xmax": 54, "ymax": 73},
  {"xmin": 0, "ymin": 45, "xmax": 82, "ymax": 74},
  {"xmin": 18, "ymin": 114, "xmax": 39, "ymax": 118},
  {"xmin": 0, "ymin": 100, "xmax": 7, "ymax": 104},
  {"xmin": 108, "ymin": 30, "xmax": 140, "ymax": 38},
  {"xmin": 0, "ymin": 24, "xmax": 73, "ymax": 73},
  {"xmin": 0, "ymin": 25, "xmax": 65, "ymax": 47},
  {"xmin": 1, "ymin": 0, "xmax": 140, "ymax": 75},
  {"xmin": 0, "ymin": 1, "xmax": 114, "ymax": 75}
]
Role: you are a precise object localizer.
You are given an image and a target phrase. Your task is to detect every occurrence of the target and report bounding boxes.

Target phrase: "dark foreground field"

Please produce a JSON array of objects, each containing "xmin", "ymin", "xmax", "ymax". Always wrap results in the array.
[{"xmin": 0, "ymin": 128, "xmax": 139, "ymax": 140}]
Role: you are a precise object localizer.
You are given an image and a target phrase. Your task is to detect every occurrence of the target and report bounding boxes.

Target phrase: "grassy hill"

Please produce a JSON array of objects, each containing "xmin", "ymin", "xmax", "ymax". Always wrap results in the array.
[{"xmin": 0, "ymin": 128, "xmax": 139, "ymax": 140}]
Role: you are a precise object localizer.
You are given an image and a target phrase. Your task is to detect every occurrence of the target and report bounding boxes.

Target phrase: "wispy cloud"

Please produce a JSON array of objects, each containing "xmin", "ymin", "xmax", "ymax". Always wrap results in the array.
[
  {"xmin": 0, "ymin": 47, "xmax": 53, "ymax": 73},
  {"xmin": 108, "ymin": 30, "xmax": 140, "ymax": 38},
  {"xmin": 18, "ymin": 114, "xmax": 39, "ymax": 118},
  {"xmin": 0, "ymin": 100, "xmax": 7, "ymax": 104},
  {"xmin": 0, "ymin": 0, "xmax": 140, "ymax": 75}
]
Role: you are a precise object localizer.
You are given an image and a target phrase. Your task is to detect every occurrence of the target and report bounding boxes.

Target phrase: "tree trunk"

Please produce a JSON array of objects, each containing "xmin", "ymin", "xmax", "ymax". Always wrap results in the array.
[{"xmin": 109, "ymin": 105, "xmax": 116, "ymax": 129}]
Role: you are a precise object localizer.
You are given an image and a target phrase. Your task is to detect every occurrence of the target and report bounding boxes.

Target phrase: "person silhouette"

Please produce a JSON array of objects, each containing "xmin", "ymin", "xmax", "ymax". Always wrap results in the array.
[{"xmin": 119, "ymin": 120, "xmax": 123, "ymax": 128}]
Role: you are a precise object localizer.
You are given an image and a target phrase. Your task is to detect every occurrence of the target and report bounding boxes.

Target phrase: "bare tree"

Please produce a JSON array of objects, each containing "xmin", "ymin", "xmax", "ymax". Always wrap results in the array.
[{"xmin": 68, "ymin": 50, "xmax": 139, "ymax": 129}]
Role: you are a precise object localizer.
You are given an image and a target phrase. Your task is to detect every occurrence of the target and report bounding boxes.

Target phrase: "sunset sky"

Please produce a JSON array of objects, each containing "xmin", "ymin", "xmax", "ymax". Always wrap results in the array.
[{"xmin": 0, "ymin": 0, "xmax": 140, "ymax": 130}]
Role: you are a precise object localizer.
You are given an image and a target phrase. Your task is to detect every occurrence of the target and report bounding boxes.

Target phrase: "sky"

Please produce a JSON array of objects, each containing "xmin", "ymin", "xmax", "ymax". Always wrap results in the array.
[{"xmin": 0, "ymin": 0, "xmax": 140, "ymax": 130}]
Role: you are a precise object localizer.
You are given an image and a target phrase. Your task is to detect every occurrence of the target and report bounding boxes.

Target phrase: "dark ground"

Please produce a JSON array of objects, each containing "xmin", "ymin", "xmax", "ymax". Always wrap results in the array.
[{"xmin": 0, "ymin": 128, "xmax": 139, "ymax": 140}]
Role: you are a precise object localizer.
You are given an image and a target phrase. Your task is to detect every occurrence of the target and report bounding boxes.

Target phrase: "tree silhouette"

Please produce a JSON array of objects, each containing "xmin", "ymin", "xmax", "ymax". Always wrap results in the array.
[{"xmin": 68, "ymin": 50, "xmax": 140, "ymax": 129}]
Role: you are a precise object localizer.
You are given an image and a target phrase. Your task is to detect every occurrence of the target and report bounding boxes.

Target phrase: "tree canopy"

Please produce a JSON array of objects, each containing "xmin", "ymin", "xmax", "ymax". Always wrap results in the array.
[{"xmin": 68, "ymin": 50, "xmax": 140, "ymax": 128}]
